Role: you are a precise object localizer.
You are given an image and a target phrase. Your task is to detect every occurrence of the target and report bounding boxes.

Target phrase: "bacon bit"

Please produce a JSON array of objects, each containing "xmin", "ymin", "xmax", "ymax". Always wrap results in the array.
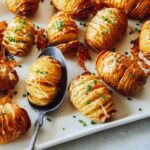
[
  {"xmin": 77, "ymin": 43, "xmax": 91, "ymax": 71},
  {"xmin": 131, "ymin": 38, "xmax": 150, "ymax": 76},
  {"xmin": 0, "ymin": 90, "xmax": 13, "ymax": 105},
  {"xmin": 36, "ymin": 28, "xmax": 47, "ymax": 51},
  {"xmin": 131, "ymin": 38, "xmax": 140, "ymax": 61}
]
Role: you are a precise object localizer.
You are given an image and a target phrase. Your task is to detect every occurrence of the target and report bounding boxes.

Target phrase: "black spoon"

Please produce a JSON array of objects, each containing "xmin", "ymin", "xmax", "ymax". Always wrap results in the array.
[{"xmin": 28, "ymin": 47, "xmax": 67, "ymax": 150}]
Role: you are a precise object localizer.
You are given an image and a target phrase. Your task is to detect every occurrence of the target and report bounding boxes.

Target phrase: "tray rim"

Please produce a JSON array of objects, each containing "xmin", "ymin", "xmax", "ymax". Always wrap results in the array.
[{"xmin": 36, "ymin": 112, "xmax": 150, "ymax": 150}]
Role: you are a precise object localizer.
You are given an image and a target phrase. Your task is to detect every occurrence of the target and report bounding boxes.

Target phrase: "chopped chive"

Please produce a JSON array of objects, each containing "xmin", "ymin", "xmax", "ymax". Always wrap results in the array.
[
  {"xmin": 14, "ymin": 28, "xmax": 19, "ymax": 33},
  {"xmin": 83, "ymin": 122, "xmax": 87, "ymax": 126},
  {"xmin": 79, "ymin": 120, "xmax": 84, "ymax": 123},
  {"xmin": 127, "ymin": 97, "xmax": 132, "ymax": 101},
  {"xmin": 36, "ymin": 70, "xmax": 48, "ymax": 74},
  {"xmin": 55, "ymin": 20, "xmax": 63, "ymax": 31},
  {"xmin": 80, "ymin": 82, "xmax": 84, "ymax": 85},
  {"xmin": 86, "ymin": 100, "xmax": 92, "ymax": 105},
  {"xmin": 78, "ymin": 120, "xmax": 87, "ymax": 127},
  {"xmin": 91, "ymin": 121, "xmax": 96, "ymax": 125},
  {"xmin": 20, "ymin": 19, "xmax": 26, "ymax": 24},
  {"xmin": 2, "ymin": 109, "xmax": 7, "ymax": 115},
  {"xmin": 47, "ymin": 117, "xmax": 51, "ymax": 122},
  {"xmin": 129, "ymin": 72, "xmax": 134, "ymax": 78},
  {"xmin": 93, "ymin": 80, "xmax": 97, "ymax": 84},
  {"xmin": 27, "ymin": 33, "xmax": 31, "ymax": 37},
  {"xmin": 18, "ymin": 64, "xmax": 22, "ymax": 67},
  {"xmin": 22, "ymin": 94, "xmax": 26, "ymax": 97},
  {"xmin": 86, "ymin": 85, "xmax": 91, "ymax": 92},
  {"xmin": 73, "ymin": 115, "xmax": 76, "ymax": 118},
  {"xmin": 8, "ymin": 37, "xmax": 16, "ymax": 42},
  {"xmin": 139, "ymin": 108, "xmax": 142, "ymax": 111},
  {"xmin": 21, "ymin": 25, "xmax": 25, "ymax": 28},
  {"xmin": 37, "ymin": 26, "xmax": 40, "ymax": 29},
  {"xmin": 108, "ymin": 10, "xmax": 113, "ymax": 14},
  {"xmin": 100, "ymin": 95, "xmax": 105, "ymax": 99},
  {"xmin": 102, "ymin": 16, "xmax": 110, "ymax": 23}
]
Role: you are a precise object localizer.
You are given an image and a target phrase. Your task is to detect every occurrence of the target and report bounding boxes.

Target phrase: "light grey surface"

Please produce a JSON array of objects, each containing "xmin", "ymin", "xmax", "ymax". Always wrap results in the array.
[{"xmin": 46, "ymin": 118, "xmax": 150, "ymax": 150}]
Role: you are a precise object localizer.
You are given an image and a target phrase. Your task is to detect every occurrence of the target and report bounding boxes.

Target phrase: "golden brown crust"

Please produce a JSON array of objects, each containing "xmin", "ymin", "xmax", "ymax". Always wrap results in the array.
[
  {"xmin": 0, "ymin": 102, "xmax": 31, "ymax": 144},
  {"xmin": 47, "ymin": 11, "xmax": 79, "ymax": 54},
  {"xmin": 129, "ymin": 0, "xmax": 150, "ymax": 20},
  {"xmin": 91, "ymin": 0, "xmax": 104, "ymax": 12},
  {"xmin": 68, "ymin": 72, "xmax": 115, "ymax": 123},
  {"xmin": 26, "ymin": 56, "xmax": 62, "ymax": 106},
  {"xmin": 2, "ymin": 16, "xmax": 35, "ymax": 56},
  {"xmin": 96, "ymin": 51, "xmax": 147, "ymax": 96},
  {"xmin": 0, "ymin": 58, "xmax": 18, "ymax": 92},
  {"xmin": 51, "ymin": 0, "xmax": 93, "ymax": 19},
  {"xmin": 5, "ymin": 0, "xmax": 40, "ymax": 17},
  {"xmin": 85, "ymin": 8, "xmax": 127, "ymax": 52},
  {"xmin": 0, "ymin": 21, "xmax": 7, "ymax": 51},
  {"xmin": 139, "ymin": 20, "xmax": 150, "ymax": 60}
]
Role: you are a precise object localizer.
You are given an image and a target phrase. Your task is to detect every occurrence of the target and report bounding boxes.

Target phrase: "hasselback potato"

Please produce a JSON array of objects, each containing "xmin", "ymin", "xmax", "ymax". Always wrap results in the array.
[
  {"xmin": 0, "ymin": 58, "xmax": 18, "ymax": 92},
  {"xmin": 96, "ymin": 51, "xmax": 147, "ymax": 96},
  {"xmin": 51, "ymin": 0, "xmax": 93, "ymax": 19},
  {"xmin": 85, "ymin": 8, "xmax": 127, "ymax": 52},
  {"xmin": 2, "ymin": 16, "xmax": 35, "ymax": 56},
  {"xmin": 26, "ymin": 56, "xmax": 62, "ymax": 106},
  {"xmin": 47, "ymin": 11, "xmax": 79, "ymax": 54},
  {"xmin": 68, "ymin": 72, "xmax": 115, "ymax": 123},
  {"xmin": 5, "ymin": 0, "xmax": 40, "ymax": 17},
  {"xmin": 0, "ymin": 95, "xmax": 31, "ymax": 144},
  {"xmin": 139, "ymin": 20, "xmax": 150, "ymax": 60},
  {"xmin": 101, "ymin": 0, "xmax": 150, "ymax": 20}
]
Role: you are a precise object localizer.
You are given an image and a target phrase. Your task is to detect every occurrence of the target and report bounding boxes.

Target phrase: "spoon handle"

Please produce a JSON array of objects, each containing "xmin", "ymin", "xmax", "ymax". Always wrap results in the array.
[
  {"xmin": 28, "ymin": 122, "xmax": 40, "ymax": 150},
  {"xmin": 28, "ymin": 113, "xmax": 44, "ymax": 150}
]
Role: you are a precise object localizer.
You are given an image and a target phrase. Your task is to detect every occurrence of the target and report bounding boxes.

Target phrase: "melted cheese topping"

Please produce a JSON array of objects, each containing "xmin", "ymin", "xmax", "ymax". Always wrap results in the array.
[{"xmin": 69, "ymin": 72, "xmax": 115, "ymax": 123}]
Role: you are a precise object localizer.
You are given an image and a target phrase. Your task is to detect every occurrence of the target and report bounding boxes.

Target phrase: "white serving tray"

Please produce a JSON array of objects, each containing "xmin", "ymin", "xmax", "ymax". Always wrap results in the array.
[{"xmin": 0, "ymin": 1, "xmax": 150, "ymax": 150}]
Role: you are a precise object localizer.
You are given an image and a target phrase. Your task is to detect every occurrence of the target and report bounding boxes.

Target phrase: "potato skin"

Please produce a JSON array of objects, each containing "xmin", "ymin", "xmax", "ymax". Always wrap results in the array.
[
  {"xmin": 0, "ymin": 21, "xmax": 7, "ymax": 50},
  {"xmin": 101, "ymin": 0, "xmax": 150, "ymax": 20},
  {"xmin": 5, "ymin": 0, "xmax": 40, "ymax": 17},
  {"xmin": 0, "ymin": 102, "xmax": 31, "ymax": 144},
  {"xmin": 85, "ymin": 8, "xmax": 127, "ymax": 52},
  {"xmin": 47, "ymin": 11, "xmax": 79, "ymax": 54},
  {"xmin": 68, "ymin": 72, "xmax": 115, "ymax": 123},
  {"xmin": 139, "ymin": 20, "xmax": 150, "ymax": 60},
  {"xmin": 0, "ymin": 58, "xmax": 18, "ymax": 92},
  {"xmin": 26, "ymin": 56, "xmax": 62, "ymax": 106},
  {"xmin": 96, "ymin": 51, "xmax": 147, "ymax": 96},
  {"xmin": 2, "ymin": 16, "xmax": 35, "ymax": 56},
  {"xmin": 51, "ymin": 0, "xmax": 93, "ymax": 19}
]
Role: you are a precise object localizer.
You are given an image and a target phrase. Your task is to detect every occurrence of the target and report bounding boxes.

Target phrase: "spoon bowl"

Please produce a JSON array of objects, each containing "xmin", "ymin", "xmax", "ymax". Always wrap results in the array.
[{"xmin": 27, "ymin": 47, "xmax": 67, "ymax": 150}]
